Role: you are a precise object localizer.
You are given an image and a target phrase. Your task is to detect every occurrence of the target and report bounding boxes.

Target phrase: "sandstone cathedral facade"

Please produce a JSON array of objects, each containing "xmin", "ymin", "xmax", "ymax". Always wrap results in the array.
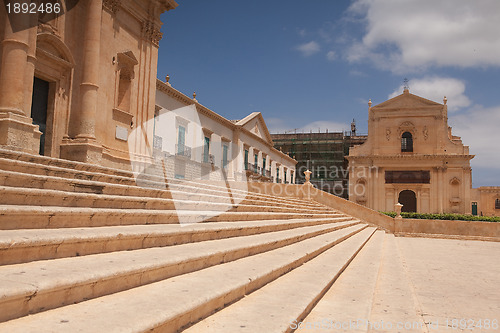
[
  {"xmin": 0, "ymin": 0, "xmax": 177, "ymax": 167},
  {"xmin": 348, "ymin": 88, "xmax": 499, "ymax": 216}
]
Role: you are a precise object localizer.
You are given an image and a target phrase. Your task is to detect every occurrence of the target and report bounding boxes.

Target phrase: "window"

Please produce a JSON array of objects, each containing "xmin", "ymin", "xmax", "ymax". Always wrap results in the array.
[
  {"xmin": 401, "ymin": 132, "xmax": 413, "ymax": 152},
  {"xmin": 222, "ymin": 144, "xmax": 228, "ymax": 169},
  {"xmin": 244, "ymin": 149, "xmax": 249, "ymax": 170},
  {"xmin": 284, "ymin": 170, "xmax": 287, "ymax": 183},
  {"xmin": 203, "ymin": 136, "xmax": 210, "ymax": 163},
  {"xmin": 276, "ymin": 168, "xmax": 280, "ymax": 183},
  {"xmin": 262, "ymin": 157, "xmax": 266, "ymax": 176},
  {"xmin": 496, "ymin": 199, "xmax": 500, "ymax": 210},
  {"xmin": 254, "ymin": 153, "xmax": 258, "ymax": 169},
  {"xmin": 177, "ymin": 126, "xmax": 185, "ymax": 154}
]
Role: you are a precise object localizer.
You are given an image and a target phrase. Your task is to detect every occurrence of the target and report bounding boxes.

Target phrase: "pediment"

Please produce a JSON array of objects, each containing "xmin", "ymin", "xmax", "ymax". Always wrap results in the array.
[
  {"xmin": 372, "ymin": 91, "xmax": 443, "ymax": 110},
  {"xmin": 236, "ymin": 112, "xmax": 273, "ymax": 144}
]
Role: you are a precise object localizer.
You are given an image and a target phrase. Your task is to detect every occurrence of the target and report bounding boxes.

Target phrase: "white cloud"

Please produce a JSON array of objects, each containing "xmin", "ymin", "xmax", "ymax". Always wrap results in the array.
[
  {"xmin": 296, "ymin": 41, "xmax": 320, "ymax": 57},
  {"xmin": 347, "ymin": 0, "xmax": 500, "ymax": 72},
  {"xmin": 326, "ymin": 50, "xmax": 336, "ymax": 61},
  {"xmin": 266, "ymin": 117, "xmax": 291, "ymax": 134},
  {"xmin": 388, "ymin": 77, "xmax": 471, "ymax": 112},
  {"xmin": 449, "ymin": 105, "xmax": 500, "ymax": 169},
  {"xmin": 350, "ymin": 70, "xmax": 367, "ymax": 77}
]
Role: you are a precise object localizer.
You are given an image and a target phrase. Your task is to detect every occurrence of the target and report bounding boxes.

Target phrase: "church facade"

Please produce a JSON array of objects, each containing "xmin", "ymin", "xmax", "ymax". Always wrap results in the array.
[
  {"xmin": 347, "ymin": 88, "xmax": 475, "ymax": 214},
  {"xmin": 0, "ymin": 0, "xmax": 178, "ymax": 168}
]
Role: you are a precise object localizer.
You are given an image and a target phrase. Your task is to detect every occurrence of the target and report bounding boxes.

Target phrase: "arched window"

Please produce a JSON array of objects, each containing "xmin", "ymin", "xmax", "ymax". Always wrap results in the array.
[
  {"xmin": 401, "ymin": 132, "xmax": 413, "ymax": 152},
  {"xmin": 495, "ymin": 198, "xmax": 500, "ymax": 209}
]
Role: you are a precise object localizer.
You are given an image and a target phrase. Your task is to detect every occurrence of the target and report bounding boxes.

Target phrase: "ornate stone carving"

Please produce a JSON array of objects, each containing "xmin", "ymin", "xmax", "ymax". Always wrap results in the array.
[
  {"xmin": 385, "ymin": 128, "xmax": 391, "ymax": 141},
  {"xmin": 142, "ymin": 21, "xmax": 163, "ymax": 47},
  {"xmin": 103, "ymin": 0, "xmax": 121, "ymax": 13},
  {"xmin": 398, "ymin": 121, "xmax": 417, "ymax": 139},
  {"xmin": 423, "ymin": 126, "xmax": 429, "ymax": 140},
  {"xmin": 400, "ymin": 121, "xmax": 414, "ymax": 127}
]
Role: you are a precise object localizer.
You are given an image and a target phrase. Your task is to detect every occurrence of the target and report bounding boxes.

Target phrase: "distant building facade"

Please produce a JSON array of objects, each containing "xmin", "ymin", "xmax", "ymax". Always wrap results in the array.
[
  {"xmin": 155, "ymin": 79, "xmax": 297, "ymax": 183},
  {"xmin": 472, "ymin": 187, "xmax": 500, "ymax": 217},
  {"xmin": 347, "ymin": 88, "xmax": 476, "ymax": 214},
  {"xmin": 271, "ymin": 128, "xmax": 366, "ymax": 198}
]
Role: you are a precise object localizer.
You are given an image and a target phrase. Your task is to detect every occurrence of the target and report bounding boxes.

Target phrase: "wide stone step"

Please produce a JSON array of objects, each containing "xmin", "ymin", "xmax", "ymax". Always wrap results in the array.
[
  {"xmin": 0, "ymin": 169, "xmax": 326, "ymax": 211},
  {"xmin": 0, "ymin": 205, "xmax": 344, "ymax": 229},
  {"xmin": 0, "ymin": 217, "xmax": 357, "ymax": 265},
  {"xmin": 0, "ymin": 223, "xmax": 365, "ymax": 323},
  {"xmin": 0, "ymin": 157, "xmax": 136, "ymax": 187},
  {"xmin": 0, "ymin": 186, "xmax": 334, "ymax": 214},
  {"xmin": 0, "ymin": 148, "xmax": 133, "ymax": 179},
  {"xmin": 184, "ymin": 228, "xmax": 379, "ymax": 333},
  {"xmin": 0, "ymin": 224, "xmax": 367, "ymax": 333},
  {"xmin": 295, "ymin": 230, "xmax": 385, "ymax": 332}
]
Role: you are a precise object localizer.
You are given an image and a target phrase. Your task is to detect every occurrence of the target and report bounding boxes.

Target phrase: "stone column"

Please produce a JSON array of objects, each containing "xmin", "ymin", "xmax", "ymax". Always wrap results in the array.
[
  {"xmin": 77, "ymin": 0, "xmax": 102, "ymax": 139},
  {"xmin": 0, "ymin": 13, "xmax": 41, "ymax": 153},
  {"xmin": 0, "ymin": 16, "xmax": 30, "ymax": 116},
  {"xmin": 61, "ymin": 0, "xmax": 103, "ymax": 163},
  {"xmin": 23, "ymin": 15, "xmax": 38, "ymax": 114}
]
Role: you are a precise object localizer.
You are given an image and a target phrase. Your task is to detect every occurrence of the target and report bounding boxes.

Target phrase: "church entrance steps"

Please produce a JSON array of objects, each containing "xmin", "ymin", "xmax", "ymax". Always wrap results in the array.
[
  {"xmin": 0, "ymin": 224, "xmax": 369, "ymax": 328},
  {"xmin": 0, "ymin": 217, "xmax": 358, "ymax": 265},
  {"xmin": 0, "ymin": 149, "xmax": 325, "ymax": 210},
  {"xmin": 0, "ymin": 157, "xmax": 136, "ymax": 186},
  {"xmin": 183, "ymin": 227, "xmax": 377, "ymax": 333},
  {"xmin": 0, "ymin": 205, "xmax": 346, "ymax": 229},
  {"xmin": 0, "ymin": 149, "xmax": 134, "ymax": 179},
  {"xmin": 0, "ymin": 186, "xmax": 334, "ymax": 213},
  {"xmin": 294, "ymin": 230, "xmax": 385, "ymax": 332},
  {"xmin": 0, "ymin": 168, "xmax": 328, "ymax": 212}
]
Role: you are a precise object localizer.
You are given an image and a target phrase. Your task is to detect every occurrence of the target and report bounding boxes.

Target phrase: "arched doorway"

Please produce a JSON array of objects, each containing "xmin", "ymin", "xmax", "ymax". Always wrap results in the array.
[{"xmin": 399, "ymin": 190, "xmax": 417, "ymax": 212}]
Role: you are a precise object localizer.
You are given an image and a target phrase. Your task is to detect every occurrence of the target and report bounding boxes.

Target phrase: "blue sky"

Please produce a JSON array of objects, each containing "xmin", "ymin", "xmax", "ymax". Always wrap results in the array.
[{"xmin": 158, "ymin": 0, "xmax": 500, "ymax": 187}]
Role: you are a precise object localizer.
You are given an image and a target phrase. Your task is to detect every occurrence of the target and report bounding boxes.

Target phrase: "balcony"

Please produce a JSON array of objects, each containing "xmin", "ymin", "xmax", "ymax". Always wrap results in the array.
[
  {"xmin": 276, "ymin": 177, "xmax": 281, "ymax": 184},
  {"xmin": 175, "ymin": 144, "xmax": 191, "ymax": 158},
  {"xmin": 245, "ymin": 164, "xmax": 271, "ymax": 182},
  {"xmin": 153, "ymin": 135, "xmax": 162, "ymax": 150},
  {"xmin": 245, "ymin": 164, "xmax": 258, "ymax": 174}
]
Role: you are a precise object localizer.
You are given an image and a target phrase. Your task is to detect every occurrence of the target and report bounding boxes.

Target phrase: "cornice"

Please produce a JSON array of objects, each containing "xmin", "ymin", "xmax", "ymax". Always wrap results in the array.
[
  {"xmin": 347, "ymin": 154, "xmax": 475, "ymax": 160},
  {"xmin": 142, "ymin": 20, "xmax": 162, "ymax": 47},
  {"xmin": 156, "ymin": 79, "xmax": 297, "ymax": 165},
  {"xmin": 156, "ymin": 79, "xmax": 236, "ymax": 129}
]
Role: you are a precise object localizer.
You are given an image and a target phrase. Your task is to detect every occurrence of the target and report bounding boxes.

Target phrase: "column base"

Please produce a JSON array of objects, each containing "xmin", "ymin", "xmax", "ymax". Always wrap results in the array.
[
  {"xmin": 0, "ymin": 112, "xmax": 42, "ymax": 154},
  {"xmin": 60, "ymin": 138, "xmax": 103, "ymax": 164}
]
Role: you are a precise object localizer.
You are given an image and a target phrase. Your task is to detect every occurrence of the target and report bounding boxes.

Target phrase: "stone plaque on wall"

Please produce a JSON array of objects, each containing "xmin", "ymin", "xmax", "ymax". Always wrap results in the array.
[
  {"xmin": 115, "ymin": 125, "xmax": 128, "ymax": 141},
  {"xmin": 385, "ymin": 170, "xmax": 430, "ymax": 184}
]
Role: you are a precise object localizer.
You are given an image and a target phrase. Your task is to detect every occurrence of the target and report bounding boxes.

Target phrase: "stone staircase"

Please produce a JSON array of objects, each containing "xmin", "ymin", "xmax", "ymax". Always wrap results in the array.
[{"xmin": 0, "ymin": 149, "xmax": 419, "ymax": 332}]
